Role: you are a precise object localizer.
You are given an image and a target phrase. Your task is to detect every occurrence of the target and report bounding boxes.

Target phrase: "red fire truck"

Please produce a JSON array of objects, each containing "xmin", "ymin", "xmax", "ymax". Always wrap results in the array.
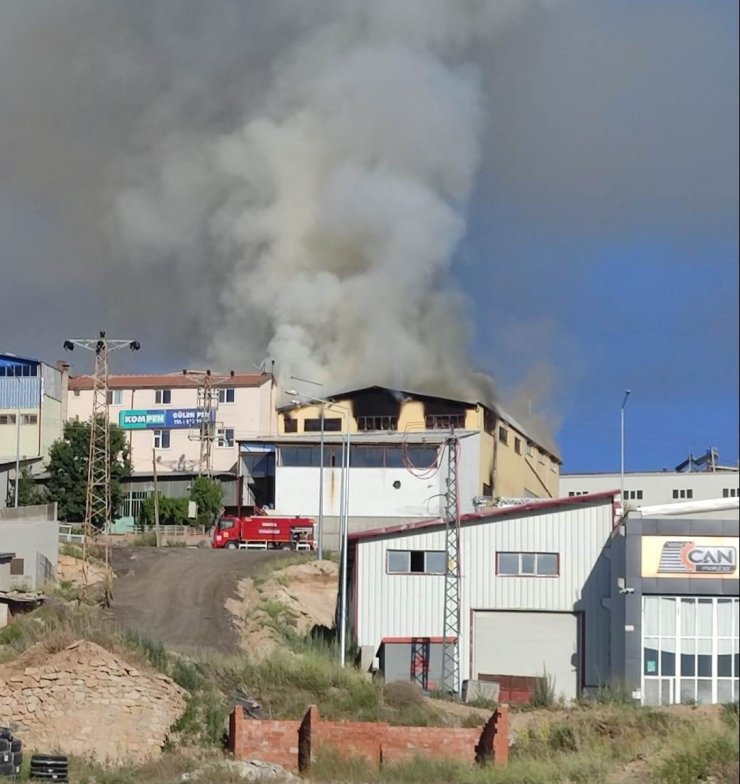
[{"xmin": 212, "ymin": 515, "xmax": 316, "ymax": 551}]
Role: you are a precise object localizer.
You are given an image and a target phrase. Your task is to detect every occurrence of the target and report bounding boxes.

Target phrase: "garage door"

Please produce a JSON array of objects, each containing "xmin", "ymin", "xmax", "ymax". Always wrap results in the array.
[{"xmin": 472, "ymin": 611, "xmax": 579, "ymax": 701}]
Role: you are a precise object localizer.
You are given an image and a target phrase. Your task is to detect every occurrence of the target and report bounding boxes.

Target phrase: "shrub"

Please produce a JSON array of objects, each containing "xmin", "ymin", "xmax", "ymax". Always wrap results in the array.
[
  {"xmin": 383, "ymin": 680, "xmax": 425, "ymax": 710},
  {"xmin": 530, "ymin": 669, "xmax": 556, "ymax": 708}
]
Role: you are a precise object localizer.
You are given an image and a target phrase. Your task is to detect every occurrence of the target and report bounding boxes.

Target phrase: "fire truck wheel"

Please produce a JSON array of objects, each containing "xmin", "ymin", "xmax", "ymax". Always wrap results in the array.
[
  {"xmin": 281, "ymin": 545, "xmax": 294, "ymax": 551},
  {"xmin": 226, "ymin": 542, "xmax": 238, "ymax": 550}
]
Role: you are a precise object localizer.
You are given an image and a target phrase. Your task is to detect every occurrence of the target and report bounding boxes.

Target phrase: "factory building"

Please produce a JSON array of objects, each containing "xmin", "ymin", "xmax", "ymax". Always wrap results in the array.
[
  {"xmin": 561, "ymin": 448, "xmax": 739, "ymax": 519},
  {"xmin": 346, "ymin": 492, "xmax": 739, "ymax": 706},
  {"xmin": 0, "ymin": 354, "xmax": 68, "ymax": 507},
  {"xmin": 239, "ymin": 386, "xmax": 561, "ymax": 550}
]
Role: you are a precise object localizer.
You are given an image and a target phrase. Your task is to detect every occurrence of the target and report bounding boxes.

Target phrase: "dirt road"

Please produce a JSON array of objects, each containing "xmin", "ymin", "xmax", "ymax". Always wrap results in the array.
[{"xmin": 108, "ymin": 547, "xmax": 286, "ymax": 653}]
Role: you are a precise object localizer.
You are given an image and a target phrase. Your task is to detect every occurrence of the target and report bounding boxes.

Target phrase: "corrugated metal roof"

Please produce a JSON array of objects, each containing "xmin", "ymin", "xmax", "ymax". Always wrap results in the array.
[
  {"xmin": 69, "ymin": 372, "xmax": 269, "ymax": 390},
  {"xmin": 239, "ymin": 430, "xmax": 479, "ymax": 446},
  {"xmin": 349, "ymin": 490, "xmax": 618, "ymax": 543}
]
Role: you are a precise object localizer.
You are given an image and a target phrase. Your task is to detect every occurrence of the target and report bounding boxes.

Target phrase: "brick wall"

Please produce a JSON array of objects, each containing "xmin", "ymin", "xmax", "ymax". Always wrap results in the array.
[{"xmin": 229, "ymin": 704, "xmax": 509, "ymax": 772}]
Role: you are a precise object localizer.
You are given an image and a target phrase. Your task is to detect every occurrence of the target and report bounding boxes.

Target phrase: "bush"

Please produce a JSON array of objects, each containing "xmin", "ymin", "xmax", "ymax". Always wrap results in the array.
[
  {"xmin": 530, "ymin": 669, "xmax": 556, "ymax": 708},
  {"xmin": 655, "ymin": 728, "xmax": 739, "ymax": 784},
  {"xmin": 382, "ymin": 680, "xmax": 425, "ymax": 710}
]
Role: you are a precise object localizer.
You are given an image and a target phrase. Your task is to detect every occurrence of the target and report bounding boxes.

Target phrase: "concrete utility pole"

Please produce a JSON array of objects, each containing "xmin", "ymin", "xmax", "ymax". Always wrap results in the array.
[
  {"xmin": 152, "ymin": 448, "xmax": 161, "ymax": 548},
  {"xmin": 63, "ymin": 333, "xmax": 140, "ymax": 601}
]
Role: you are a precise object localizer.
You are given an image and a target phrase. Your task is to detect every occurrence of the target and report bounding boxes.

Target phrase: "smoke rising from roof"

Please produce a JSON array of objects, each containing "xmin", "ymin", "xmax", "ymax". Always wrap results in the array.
[{"xmin": 1, "ymin": 0, "xmax": 529, "ymax": 403}]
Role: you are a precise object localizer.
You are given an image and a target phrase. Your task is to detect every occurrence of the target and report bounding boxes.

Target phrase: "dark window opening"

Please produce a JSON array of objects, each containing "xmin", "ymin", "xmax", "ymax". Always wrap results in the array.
[
  {"xmin": 284, "ymin": 418, "xmax": 298, "ymax": 433},
  {"xmin": 304, "ymin": 417, "xmax": 342, "ymax": 432},
  {"xmin": 10, "ymin": 558, "xmax": 24, "ymax": 576}
]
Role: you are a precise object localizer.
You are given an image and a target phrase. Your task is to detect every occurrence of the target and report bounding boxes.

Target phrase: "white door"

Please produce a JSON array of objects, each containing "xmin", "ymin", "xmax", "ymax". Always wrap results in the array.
[{"xmin": 472, "ymin": 610, "xmax": 579, "ymax": 700}]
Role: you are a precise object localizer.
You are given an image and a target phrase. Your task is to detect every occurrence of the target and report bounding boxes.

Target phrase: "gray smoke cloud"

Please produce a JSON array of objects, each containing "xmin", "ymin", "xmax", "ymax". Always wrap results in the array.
[{"xmin": 1, "ymin": 0, "xmax": 531, "ymax": 403}]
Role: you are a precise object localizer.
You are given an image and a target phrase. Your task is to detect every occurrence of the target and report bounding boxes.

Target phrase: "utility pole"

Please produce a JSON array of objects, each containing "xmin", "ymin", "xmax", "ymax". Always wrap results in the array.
[
  {"xmin": 183, "ymin": 369, "xmax": 234, "ymax": 476},
  {"xmin": 441, "ymin": 432, "xmax": 461, "ymax": 698},
  {"xmin": 63, "ymin": 333, "xmax": 140, "ymax": 601},
  {"xmin": 620, "ymin": 390, "xmax": 631, "ymax": 514},
  {"xmin": 152, "ymin": 448, "xmax": 161, "ymax": 548}
]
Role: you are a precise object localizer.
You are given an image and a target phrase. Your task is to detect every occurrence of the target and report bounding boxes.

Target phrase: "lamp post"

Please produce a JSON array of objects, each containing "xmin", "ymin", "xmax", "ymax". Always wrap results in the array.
[
  {"xmin": 288, "ymin": 377, "xmax": 325, "ymax": 560},
  {"xmin": 14, "ymin": 376, "xmax": 21, "ymax": 508},
  {"xmin": 620, "ymin": 389, "xmax": 631, "ymax": 512},
  {"xmin": 286, "ymin": 389, "xmax": 351, "ymax": 665}
]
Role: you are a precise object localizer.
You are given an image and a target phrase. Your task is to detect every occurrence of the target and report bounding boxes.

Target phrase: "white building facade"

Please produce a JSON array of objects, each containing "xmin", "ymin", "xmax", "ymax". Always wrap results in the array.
[
  {"xmin": 348, "ymin": 493, "xmax": 618, "ymax": 702},
  {"xmin": 561, "ymin": 468, "xmax": 739, "ymax": 519}
]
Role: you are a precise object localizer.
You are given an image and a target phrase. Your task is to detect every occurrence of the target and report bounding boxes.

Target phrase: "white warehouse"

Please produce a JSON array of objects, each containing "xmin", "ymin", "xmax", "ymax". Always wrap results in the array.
[{"xmin": 346, "ymin": 492, "xmax": 618, "ymax": 703}]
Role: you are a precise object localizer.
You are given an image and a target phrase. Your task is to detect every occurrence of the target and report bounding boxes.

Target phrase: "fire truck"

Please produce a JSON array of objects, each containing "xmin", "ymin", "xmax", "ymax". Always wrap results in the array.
[{"xmin": 212, "ymin": 515, "xmax": 316, "ymax": 551}]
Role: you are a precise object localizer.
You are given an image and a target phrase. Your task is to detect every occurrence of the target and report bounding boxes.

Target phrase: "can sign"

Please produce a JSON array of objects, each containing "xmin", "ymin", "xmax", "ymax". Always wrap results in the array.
[{"xmin": 658, "ymin": 541, "xmax": 737, "ymax": 575}]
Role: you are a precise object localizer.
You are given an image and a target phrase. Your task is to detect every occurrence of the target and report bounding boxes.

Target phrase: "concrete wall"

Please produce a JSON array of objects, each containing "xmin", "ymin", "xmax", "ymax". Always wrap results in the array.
[
  {"xmin": 494, "ymin": 423, "xmax": 560, "ymax": 500},
  {"xmin": 0, "ymin": 503, "xmax": 59, "ymax": 590}
]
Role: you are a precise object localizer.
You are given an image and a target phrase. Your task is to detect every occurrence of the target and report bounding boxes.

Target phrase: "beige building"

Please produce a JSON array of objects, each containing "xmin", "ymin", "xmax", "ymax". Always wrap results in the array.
[
  {"xmin": 273, "ymin": 385, "xmax": 560, "ymax": 507},
  {"xmin": 67, "ymin": 371, "xmax": 277, "ymax": 477},
  {"xmin": 0, "ymin": 354, "xmax": 68, "ymax": 506}
]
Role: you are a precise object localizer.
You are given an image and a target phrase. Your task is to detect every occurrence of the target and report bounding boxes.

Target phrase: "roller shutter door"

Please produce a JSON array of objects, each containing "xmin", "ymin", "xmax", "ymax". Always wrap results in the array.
[{"xmin": 472, "ymin": 611, "xmax": 579, "ymax": 701}]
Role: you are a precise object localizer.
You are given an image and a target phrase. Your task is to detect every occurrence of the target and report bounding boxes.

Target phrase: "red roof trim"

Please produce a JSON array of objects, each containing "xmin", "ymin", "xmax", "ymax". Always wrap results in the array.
[
  {"xmin": 348, "ymin": 490, "xmax": 618, "ymax": 543},
  {"xmin": 382, "ymin": 636, "xmax": 458, "ymax": 644},
  {"xmin": 68, "ymin": 373, "xmax": 269, "ymax": 390}
]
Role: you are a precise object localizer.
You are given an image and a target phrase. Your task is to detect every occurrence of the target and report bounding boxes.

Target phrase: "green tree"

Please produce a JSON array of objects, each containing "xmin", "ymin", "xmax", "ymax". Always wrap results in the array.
[
  {"xmin": 138, "ymin": 495, "xmax": 189, "ymax": 527},
  {"xmin": 45, "ymin": 418, "xmax": 131, "ymax": 525},
  {"xmin": 189, "ymin": 476, "xmax": 223, "ymax": 526},
  {"xmin": 6, "ymin": 468, "xmax": 47, "ymax": 507}
]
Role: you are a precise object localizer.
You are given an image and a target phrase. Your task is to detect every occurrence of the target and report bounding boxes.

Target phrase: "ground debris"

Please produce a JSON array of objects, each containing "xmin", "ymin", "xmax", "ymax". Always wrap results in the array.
[{"xmin": 181, "ymin": 758, "xmax": 300, "ymax": 782}]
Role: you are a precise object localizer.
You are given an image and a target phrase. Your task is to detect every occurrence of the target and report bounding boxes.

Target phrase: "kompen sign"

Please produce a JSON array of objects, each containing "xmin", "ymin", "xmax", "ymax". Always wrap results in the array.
[
  {"xmin": 642, "ymin": 536, "xmax": 739, "ymax": 579},
  {"xmin": 118, "ymin": 409, "xmax": 216, "ymax": 430}
]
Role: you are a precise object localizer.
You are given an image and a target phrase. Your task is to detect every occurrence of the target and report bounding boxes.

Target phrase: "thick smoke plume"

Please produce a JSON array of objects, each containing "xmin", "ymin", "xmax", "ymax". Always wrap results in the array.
[{"xmin": 1, "ymin": 1, "xmax": 529, "ymax": 402}]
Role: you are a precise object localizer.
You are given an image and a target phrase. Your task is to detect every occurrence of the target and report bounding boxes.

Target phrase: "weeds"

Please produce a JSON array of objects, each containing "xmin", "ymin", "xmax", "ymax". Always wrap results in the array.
[{"xmin": 530, "ymin": 668, "xmax": 556, "ymax": 708}]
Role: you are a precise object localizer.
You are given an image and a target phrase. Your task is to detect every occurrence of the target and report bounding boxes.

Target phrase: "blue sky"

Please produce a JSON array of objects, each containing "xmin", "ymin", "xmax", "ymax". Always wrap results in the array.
[{"xmin": 1, "ymin": 1, "xmax": 737, "ymax": 476}]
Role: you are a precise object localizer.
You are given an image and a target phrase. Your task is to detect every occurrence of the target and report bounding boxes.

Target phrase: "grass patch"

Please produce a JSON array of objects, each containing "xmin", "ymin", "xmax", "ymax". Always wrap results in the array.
[{"xmin": 653, "ymin": 722, "xmax": 739, "ymax": 784}]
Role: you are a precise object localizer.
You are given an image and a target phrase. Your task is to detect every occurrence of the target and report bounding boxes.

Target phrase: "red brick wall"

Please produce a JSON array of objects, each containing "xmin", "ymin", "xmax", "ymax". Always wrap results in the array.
[{"xmin": 230, "ymin": 704, "xmax": 510, "ymax": 771}]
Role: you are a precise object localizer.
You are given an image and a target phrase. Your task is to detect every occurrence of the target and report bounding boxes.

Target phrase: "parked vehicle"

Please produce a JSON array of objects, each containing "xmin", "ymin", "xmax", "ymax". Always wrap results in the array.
[{"xmin": 212, "ymin": 515, "xmax": 315, "ymax": 551}]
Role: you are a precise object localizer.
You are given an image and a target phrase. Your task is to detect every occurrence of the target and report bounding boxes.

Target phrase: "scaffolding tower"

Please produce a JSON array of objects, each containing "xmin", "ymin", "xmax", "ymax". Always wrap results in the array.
[
  {"xmin": 441, "ymin": 432, "xmax": 462, "ymax": 697},
  {"xmin": 63, "ymin": 332, "xmax": 140, "ymax": 601}
]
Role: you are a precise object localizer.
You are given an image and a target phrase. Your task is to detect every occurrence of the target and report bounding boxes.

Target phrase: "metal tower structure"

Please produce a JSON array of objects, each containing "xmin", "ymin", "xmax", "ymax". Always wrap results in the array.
[
  {"xmin": 182, "ymin": 369, "xmax": 234, "ymax": 476},
  {"xmin": 441, "ymin": 432, "xmax": 462, "ymax": 697},
  {"xmin": 63, "ymin": 332, "xmax": 140, "ymax": 600}
]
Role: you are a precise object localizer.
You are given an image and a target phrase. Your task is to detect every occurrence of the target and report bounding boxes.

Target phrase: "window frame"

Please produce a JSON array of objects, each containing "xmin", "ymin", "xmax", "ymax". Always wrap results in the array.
[
  {"xmin": 496, "ymin": 551, "xmax": 560, "ymax": 577},
  {"xmin": 218, "ymin": 387, "xmax": 236, "ymax": 404},
  {"xmin": 386, "ymin": 549, "xmax": 447, "ymax": 575},
  {"xmin": 153, "ymin": 429, "xmax": 171, "ymax": 449},
  {"xmin": 154, "ymin": 389, "xmax": 172, "ymax": 405},
  {"xmin": 216, "ymin": 427, "xmax": 235, "ymax": 448}
]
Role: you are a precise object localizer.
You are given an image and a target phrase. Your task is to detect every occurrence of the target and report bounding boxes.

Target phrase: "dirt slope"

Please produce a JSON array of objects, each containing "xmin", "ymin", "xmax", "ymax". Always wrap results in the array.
[{"xmin": 108, "ymin": 547, "xmax": 287, "ymax": 654}]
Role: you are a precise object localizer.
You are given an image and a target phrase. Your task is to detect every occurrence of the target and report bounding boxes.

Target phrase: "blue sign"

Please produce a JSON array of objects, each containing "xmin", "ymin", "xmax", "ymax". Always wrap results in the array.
[{"xmin": 119, "ymin": 408, "xmax": 216, "ymax": 430}]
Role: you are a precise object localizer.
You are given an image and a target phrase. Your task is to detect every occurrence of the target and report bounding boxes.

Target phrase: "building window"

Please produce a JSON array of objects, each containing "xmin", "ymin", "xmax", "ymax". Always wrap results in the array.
[
  {"xmin": 496, "ymin": 551, "xmax": 559, "ymax": 577},
  {"xmin": 642, "ymin": 596, "xmax": 739, "ymax": 706},
  {"xmin": 74, "ymin": 390, "xmax": 80, "ymax": 397},
  {"xmin": 10, "ymin": 558, "xmax": 24, "ymax": 576},
  {"xmin": 723, "ymin": 488, "xmax": 739, "ymax": 498},
  {"xmin": 538, "ymin": 449, "xmax": 545, "ymax": 464},
  {"xmin": 673, "ymin": 489, "xmax": 694, "ymax": 500},
  {"xmin": 514, "ymin": 437, "xmax": 522, "ymax": 455},
  {"xmin": 153, "ymin": 430, "xmax": 170, "ymax": 449},
  {"xmin": 106, "ymin": 389, "xmax": 123, "ymax": 405},
  {"xmin": 425, "ymin": 414, "xmax": 465, "ymax": 430},
  {"xmin": 20, "ymin": 414, "xmax": 38, "ymax": 425},
  {"xmin": 624, "ymin": 490, "xmax": 644, "ymax": 501},
  {"xmin": 568, "ymin": 490, "xmax": 588, "ymax": 497},
  {"xmin": 386, "ymin": 550, "xmax": 447, "ymax": 575},
  {"xmin": 498, "ymin": 426, "xmax": 509, "ymax": 445},
  {"xmin": 155, "ymin": 389, "xmax": 171, "ymax": 405},
  {"xmin": 357, "ymin": 415, "xmax": 398, "ymax": 431},
  {"xmin": 526, "ymin": 441, "xmax": 534, "ymax": 457},
  {"xmin": 483, "ymin": 408, "xmax": 495, "ymax": 434},
  {"xmin": 217, "ymin": 427, "xmax": 235, "ymax": 448},
  {"xmin": 218, "ymin": 388, "xmax": 235, "ymax": 404},
  {"xmin": 0, "ymin": 414, "xmax": 17, "ymax": 425},
  {"xmin": 304, "ymin": 418, "xmax": 342, "ymax": 432},
  {"xmin": 284, "ymin": 418, "xmax": 298, "ymax": 433}
]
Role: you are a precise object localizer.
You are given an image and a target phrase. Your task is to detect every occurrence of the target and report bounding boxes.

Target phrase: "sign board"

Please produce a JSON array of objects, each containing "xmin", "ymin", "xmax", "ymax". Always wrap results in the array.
[
  {"xmin": 641, "ymin": 536, "xmax": 739, "ymax": 579},
  {"xmin": 118, "ymin": 409, "xmax": 216, "ymax": 430}
]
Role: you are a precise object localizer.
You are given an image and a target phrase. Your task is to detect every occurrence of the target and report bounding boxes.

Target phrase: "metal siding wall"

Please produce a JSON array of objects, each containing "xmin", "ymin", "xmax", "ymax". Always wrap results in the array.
[
  {"xmin": 356, "ymin": 500, "xmax": 615, "ymax": 686},
  {"xmin": 0, "ymin": 377, "xmax": 41, "ymax": 409}
]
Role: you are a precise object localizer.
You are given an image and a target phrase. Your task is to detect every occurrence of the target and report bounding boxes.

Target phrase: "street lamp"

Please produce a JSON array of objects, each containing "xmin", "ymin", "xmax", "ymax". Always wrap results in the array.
[
  {"xmin": 287, "ymin": 378, "xmax": 325, "ymax": 560},
  {"xmin": 620, "ymin": 389, "xmax": 631, "ymax": 513},
  {"xmin": 286, "ymin": 389, "xmax": 352, "ymax": 666},
  {"xmin": 13, "ymin": 375, "xmax": 21, "ymax": 508}
]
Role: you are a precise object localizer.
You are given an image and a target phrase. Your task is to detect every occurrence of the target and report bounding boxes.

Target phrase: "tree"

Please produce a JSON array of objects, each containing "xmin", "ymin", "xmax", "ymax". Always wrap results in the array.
[
  {"xmin": 138, "ymin": 495, "xmax": 189, "ymax": 527},
  {"xmin": 6, "ymin": 468, "xmax": 47, "ymax": 507},
  {"xmin": 45, "ymin": 418, "xmax": 131, "ymax": 525},
  {"xmin": 189, "ymin": 476, "xmax": 223, "ymax": 527}
]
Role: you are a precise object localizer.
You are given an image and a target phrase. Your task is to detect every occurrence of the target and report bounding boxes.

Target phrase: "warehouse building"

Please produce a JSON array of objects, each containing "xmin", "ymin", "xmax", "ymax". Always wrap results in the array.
[
  {"xmin": 347, "ymin": 492, "xmax": 739, "ymax": 706},
  {"xmin": 347, "ymin": 492, "xmax": 617, "ymax": 703}
]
